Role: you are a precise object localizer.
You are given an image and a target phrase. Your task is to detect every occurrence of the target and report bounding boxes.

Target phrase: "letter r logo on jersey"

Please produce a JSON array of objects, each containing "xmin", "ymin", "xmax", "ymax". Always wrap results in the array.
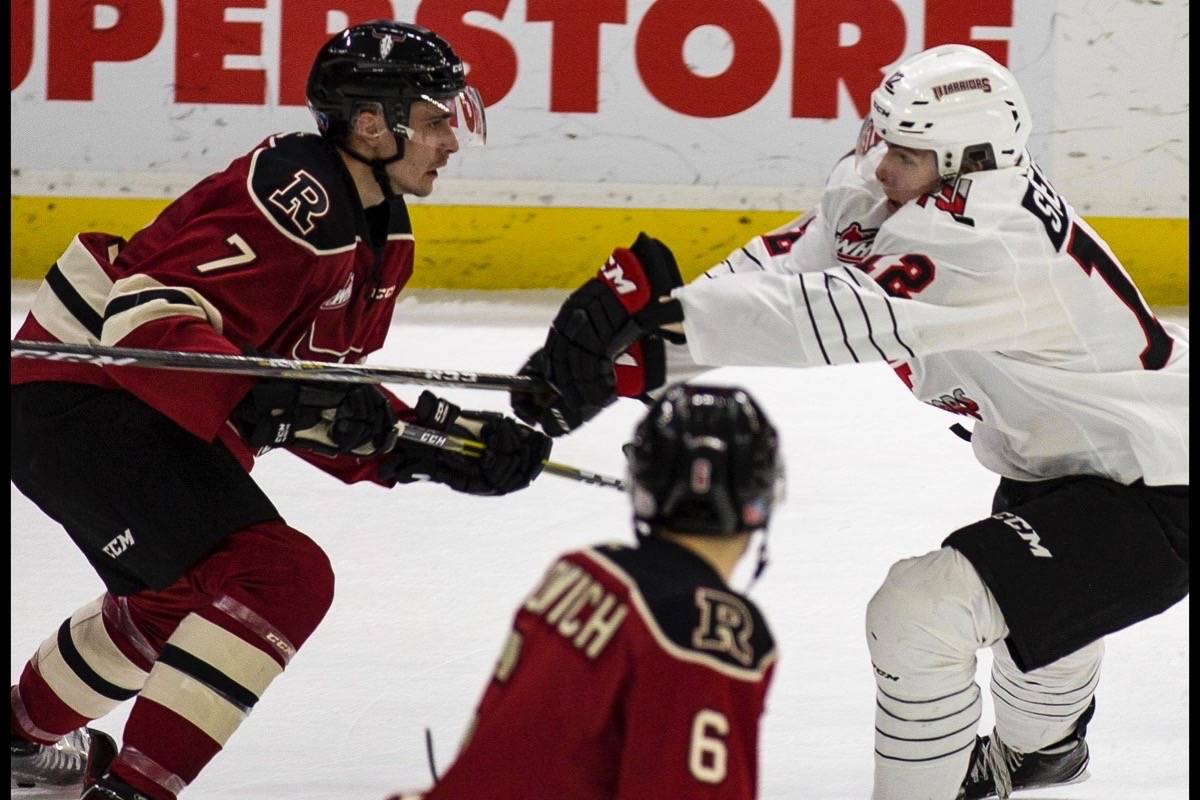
[
  {"xmin": 269, "ymin": 170, "xmax": 330, "ymax": 235},
  {"xmin": 692, "ymin": 588, "xmax": 755, "ymax": 666}
]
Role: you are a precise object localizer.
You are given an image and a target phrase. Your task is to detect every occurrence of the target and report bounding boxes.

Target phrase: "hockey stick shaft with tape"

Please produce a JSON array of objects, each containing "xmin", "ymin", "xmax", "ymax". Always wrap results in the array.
[{"xmin": 10, "ymin": 340, "xmax": 551, "ymax": 394}]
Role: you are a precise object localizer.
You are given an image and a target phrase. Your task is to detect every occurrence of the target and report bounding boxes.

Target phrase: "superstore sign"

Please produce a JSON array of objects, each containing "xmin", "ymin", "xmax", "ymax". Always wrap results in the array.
[{"xmin": 12, "ymin": 0, "xmax": 1014, "ymax": 118}]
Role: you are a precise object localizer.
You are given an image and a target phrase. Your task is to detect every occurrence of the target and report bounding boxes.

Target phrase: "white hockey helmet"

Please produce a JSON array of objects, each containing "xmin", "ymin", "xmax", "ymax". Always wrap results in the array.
[{"xmin": 858, "ymin": 44, "xmax": 1031, "ymax": 179}]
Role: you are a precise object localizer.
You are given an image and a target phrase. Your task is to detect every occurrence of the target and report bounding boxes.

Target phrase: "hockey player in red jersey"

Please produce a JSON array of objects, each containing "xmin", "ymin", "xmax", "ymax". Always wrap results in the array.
[
  {"xmin": 516, "ymin": 45, "xmax": 1188, "ymax": 800},
  {"xmin": 10, "ymin": 21, "xmax": 550, "ymax": 800},
  {"xmin": 385, "ymin": 383, "xmax": 781, "ymax": 800}
]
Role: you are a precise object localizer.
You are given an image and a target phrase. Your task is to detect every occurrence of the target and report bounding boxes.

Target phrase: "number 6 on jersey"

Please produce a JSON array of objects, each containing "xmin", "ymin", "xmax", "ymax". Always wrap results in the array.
[{"xmin": 690, "ymin": 708, "xmax": 730, "ymax": 784}]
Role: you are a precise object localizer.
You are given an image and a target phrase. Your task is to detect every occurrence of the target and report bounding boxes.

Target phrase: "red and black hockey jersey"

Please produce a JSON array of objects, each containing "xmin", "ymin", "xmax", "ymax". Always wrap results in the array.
[
  {"xmin": 12, "ymin": 132, "xmax": 418, "ymax": 480},
  {"xmin": 421, "ymin": 536, "xmax": 777, "ymax": 800}
]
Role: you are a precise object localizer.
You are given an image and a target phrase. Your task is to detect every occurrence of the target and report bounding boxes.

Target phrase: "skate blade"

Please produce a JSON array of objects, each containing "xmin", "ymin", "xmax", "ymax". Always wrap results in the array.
[
  {"xmin": 10, "ymin": 782, "xmax": 84, "ymax": 800},
  {"xmin": 1010, "ymin": 767, "xmax": 1091, "ymax": 796}
]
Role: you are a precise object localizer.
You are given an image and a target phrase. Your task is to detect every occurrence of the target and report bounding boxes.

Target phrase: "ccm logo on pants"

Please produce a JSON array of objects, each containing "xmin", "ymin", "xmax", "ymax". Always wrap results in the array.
[{"xmin": 991, "ymin": 512, "xmax": 1052, "ymax": 558}]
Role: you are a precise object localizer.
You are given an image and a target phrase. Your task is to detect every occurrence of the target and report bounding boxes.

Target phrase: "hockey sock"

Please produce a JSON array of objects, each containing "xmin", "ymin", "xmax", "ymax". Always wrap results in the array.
[
  {"xmin": 866, "ymin": 547, "xmax": 1006, "ymax": 800},
  {"xmin": 110, "ymin": 521, "xmax": 334, "ymax": 798},
  {"xmin": 990, "ymin": 638, "xmax": 1102, "ymax": 753}
]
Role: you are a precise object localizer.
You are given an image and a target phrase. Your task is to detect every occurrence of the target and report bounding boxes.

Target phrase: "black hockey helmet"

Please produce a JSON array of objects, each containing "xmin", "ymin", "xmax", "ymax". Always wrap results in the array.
[
  {"xmin": 306, "ymin": 20, "xmax": 485, "ymax": 148},
  {"xmin": 627, "ymin": 384, "xmax": 784, "ymax": 536}
]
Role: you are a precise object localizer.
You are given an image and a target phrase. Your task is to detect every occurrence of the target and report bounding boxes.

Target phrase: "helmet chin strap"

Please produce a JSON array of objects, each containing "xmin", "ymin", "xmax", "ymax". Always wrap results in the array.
[
  {"xmin": 335, "ymin": 132, "xmax": 406, "ymax": 200},
  {"xmin": 743, "ymin": 529, "xmax": 770, "ymax": 594}
]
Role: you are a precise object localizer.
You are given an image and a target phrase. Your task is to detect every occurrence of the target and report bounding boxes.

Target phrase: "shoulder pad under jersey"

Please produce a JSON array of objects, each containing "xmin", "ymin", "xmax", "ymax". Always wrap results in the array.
[
  {"xmin": 248, "ymin": 132, "xmax": 358, "ymax": 255},
  {"xmin": 590, "ymin": 542, "xmax": 775, "ymax": 676}
]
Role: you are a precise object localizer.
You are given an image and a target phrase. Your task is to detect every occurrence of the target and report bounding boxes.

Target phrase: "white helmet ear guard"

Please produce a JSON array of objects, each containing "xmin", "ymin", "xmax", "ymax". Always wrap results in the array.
[{"xmin": 863, "ymin": 44, "xmax": 1031, "ymax": 179}]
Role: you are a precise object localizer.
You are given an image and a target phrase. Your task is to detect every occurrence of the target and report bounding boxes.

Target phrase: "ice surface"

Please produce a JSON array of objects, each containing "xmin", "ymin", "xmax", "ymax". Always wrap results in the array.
[{"xmin": 10, "ymin": 290, "xmax": 1189, "ymax": 799}]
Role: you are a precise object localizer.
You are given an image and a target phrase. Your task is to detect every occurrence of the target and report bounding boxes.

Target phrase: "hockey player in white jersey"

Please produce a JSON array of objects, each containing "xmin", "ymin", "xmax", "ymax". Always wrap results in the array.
[{"xmin": 514, "ymin": 44, "xmax": 1189, "ymax": 800}]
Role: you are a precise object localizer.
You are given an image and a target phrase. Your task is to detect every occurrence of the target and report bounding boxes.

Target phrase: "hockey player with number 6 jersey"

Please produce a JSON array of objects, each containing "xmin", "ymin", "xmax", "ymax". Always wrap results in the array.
[
  {"xmin": 387, "ymin": 384, "xmax": 781, "ymax": 800},
  {"xmin": 519, "ymin": 44, "xmax": 1188, "ymax": 800}
]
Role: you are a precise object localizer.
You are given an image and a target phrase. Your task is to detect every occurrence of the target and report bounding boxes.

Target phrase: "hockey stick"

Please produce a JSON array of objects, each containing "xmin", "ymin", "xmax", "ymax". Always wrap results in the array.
[
  {"xmin": 10, "ymin": 340, "xmax": 624, "ymax": 491},
  {"xmin": 397, "ymin": 420, "xmax": 627, "ymax": 492},
  {"xmin": 9, "ymin": 340, "xmax": 551, "ymax": 394}
]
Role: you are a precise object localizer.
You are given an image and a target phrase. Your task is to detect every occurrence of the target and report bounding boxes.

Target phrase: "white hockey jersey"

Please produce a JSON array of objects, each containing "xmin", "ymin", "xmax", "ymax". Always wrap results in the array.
[{"xmin": 673, "ymin": 149, "xmax": 1188, "ymax": 486}]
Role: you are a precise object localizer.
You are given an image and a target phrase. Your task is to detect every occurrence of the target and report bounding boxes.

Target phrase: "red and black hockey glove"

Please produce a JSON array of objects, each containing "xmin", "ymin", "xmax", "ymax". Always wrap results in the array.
[
  {"xmin": 232, "ymin": 379, "xmax": 399, "ymax": 456},
  {"xmin": 541, "ymin": 232, "xmax": 683, "ymax": 415},
  {"xmin": 380, "ymin": 391, "xmax": 552, "ymax": 496}
]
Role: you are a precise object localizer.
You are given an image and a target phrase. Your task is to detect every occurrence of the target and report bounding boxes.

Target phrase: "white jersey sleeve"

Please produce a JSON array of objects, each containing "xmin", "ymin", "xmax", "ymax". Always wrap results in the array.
[
  {"xmin": 666, "ymin": 153, "xmax": 888, "ymax": 384},
  {"xmin": 672, "ymin": 157, "xmax": 1188, "ymax": 486},
  {"xmin": 675, "ymin": 214, "xmax": 1037, "ymax": 368}
]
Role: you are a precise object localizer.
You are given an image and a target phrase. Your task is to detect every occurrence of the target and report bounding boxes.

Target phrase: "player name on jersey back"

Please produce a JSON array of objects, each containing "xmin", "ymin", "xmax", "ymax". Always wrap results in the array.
[
  {"xmin": 522, "ymin": 557, "xmax": 630, "ymax": 659},
  {"xmin": 520, "ymin": 541, "xmax": 776, "ymax": 678}
]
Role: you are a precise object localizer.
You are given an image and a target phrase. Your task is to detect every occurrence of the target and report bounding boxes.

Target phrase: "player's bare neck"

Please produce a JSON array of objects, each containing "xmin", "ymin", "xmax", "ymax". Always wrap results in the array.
[
  {"xmin": 658, "ymin": 530, "xmax": 752, "ymax": 583},
  {"xmin": 336, "ymin": 150, "xmax": 388, "ymax": 208}
]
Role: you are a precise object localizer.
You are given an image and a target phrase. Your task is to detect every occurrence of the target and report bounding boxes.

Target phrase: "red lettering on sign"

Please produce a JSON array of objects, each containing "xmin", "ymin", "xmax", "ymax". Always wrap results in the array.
[
  {"xmin": 26, "ymin": 0, "xmax": 1019, "ymax": 121},
  {"xmin": 924, "ymin": 0, "xmax": 1011, "ymax": 66},
  {"xmin": 636, "ymin": 0, "xmax": 781, "ymax": 117},
  {"xmin": 416, "ymin": 0, "xmax": 517, "ymax": 107},
  {"xmin": 280, "ymin": 1, "xmax": 394, "ymax": 106},
  {"xmin": 11, "ymin": 1, "xmax": 34, "ymax": 91},
  {"xmin": 528, "ymin": 0, "xmax": 625, "ymax": 113},
  {"xmin": 48, "ymin": 0, "xmax": 163, "ymax": 101},
  {"xmin": 176, "ymin": 0, "xmax": 266, "ymax": 104},
  {"xmin": 791, "ymin": 0, "xmax": 905, "ymax": 119}
]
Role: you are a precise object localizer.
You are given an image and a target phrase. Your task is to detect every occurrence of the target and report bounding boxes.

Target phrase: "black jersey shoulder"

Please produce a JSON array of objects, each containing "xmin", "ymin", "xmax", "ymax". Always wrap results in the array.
[
  {"xmin": 366, "ymin": 195, "xmax": 413, "ymax": 245},
  {"xmin": 387, "ymin": 195, "xmax": 413, "ymax": 236},
  {"xmin": 593, "ymin": 538, "xmax": 775, "ymax": 674},
  {"xmin": 249, "ymin": 132, "xmax": 360, "ymax": 254}
]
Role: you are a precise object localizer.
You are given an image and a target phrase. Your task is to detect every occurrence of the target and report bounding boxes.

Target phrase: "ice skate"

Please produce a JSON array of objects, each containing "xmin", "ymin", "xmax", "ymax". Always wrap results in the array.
[
  {"xmin": 11, "ymin": 727, "xmax": 116, "ymax": 797},
  {"xmin": 81, "ymin": 773, "xmax": 154, "ymax": 800},
  {"xmin": 958, "ymin": 700, "xmax": 1094, "ymax": 799}
]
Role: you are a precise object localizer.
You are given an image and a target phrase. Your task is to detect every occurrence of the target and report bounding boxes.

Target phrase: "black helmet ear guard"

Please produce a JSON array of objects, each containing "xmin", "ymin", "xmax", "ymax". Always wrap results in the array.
[{"xmin": 627, "ymin": 383, "xmax": 783, "ymax": 537}]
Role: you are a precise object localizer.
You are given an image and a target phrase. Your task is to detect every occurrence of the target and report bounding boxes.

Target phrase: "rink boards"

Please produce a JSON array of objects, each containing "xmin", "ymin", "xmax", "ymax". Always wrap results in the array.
[{"xmin": 10, "ymin": 186, "xmax": 1188, "ymax": 305}]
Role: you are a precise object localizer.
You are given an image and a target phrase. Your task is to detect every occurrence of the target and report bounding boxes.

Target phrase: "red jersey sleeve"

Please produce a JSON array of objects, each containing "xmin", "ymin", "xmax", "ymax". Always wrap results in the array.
[{"xmin": 15, "ymin": 133, "xmax": 418, "ymax": 463}]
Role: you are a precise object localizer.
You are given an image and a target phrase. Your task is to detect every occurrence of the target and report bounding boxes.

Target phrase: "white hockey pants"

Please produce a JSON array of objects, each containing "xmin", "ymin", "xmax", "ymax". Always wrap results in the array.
[{"xmin": 866, "ymin": 546, "xmax": 1102, "ymax": 800}]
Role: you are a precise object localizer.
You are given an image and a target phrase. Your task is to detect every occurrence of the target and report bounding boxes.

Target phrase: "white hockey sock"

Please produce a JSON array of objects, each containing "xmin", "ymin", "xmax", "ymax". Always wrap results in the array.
[
  {"xmin": 867, "ymin": 547, "xmax": 1009, "ymax": 800},
  {"xmin": 30, "ymin": 595, "xmax": 151, "ymax": 721},
  {"xmin": 990, "ymin": 638, "xmax": 1102, "ymax": 753}
]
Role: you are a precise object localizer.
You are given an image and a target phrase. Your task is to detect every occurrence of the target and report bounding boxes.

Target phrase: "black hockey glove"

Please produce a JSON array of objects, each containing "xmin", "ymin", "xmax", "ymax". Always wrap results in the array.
[
  {"xmin": 509, "ymin": 348, "xmax": 615, "ymax": 437},
  {"xmin": 232, "ymin": 379, "xmax": 398, "ymax": 457},
  {"xmin": 380, "ymin": 391, "xmax": 552, "ymax": 496},
  {"xmin": 543, "ymin": 232, "xmax": 682, "ymax": 412}
]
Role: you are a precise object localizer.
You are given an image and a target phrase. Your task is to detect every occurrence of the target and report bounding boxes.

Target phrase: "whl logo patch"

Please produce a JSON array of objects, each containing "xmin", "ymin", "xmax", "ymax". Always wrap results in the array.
[
  {"xmin": 835, "ymin": 222, "xmax": 877, "ymax": 265},
  {"xmin": 321, "ymin": 273, "xmax": 354, "ymax": 309}
]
